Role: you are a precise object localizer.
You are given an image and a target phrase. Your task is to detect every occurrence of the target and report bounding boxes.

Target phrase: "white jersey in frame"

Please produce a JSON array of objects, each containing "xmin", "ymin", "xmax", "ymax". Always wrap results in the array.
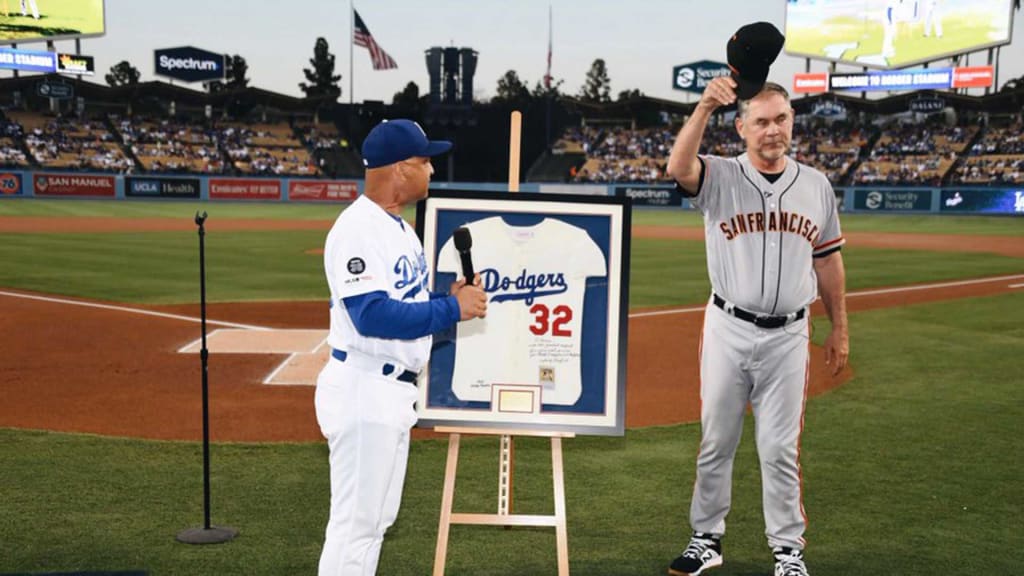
[{"xmin": 438, "ymin": 216, "xmax": 607, "ymax": 405}]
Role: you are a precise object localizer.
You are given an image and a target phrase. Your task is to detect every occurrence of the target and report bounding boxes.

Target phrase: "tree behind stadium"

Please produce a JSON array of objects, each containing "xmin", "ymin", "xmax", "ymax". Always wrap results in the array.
[
  {"xmin": 106, "ymin": 61, "xmax": 140, "ymax": 87},
  {"xmin": 300, "ymin": 37, "xmax": 342, "ymax": 102},
  {"xmin": 579, "ymin": 59, "xmax": 611, "ymax": 103}
]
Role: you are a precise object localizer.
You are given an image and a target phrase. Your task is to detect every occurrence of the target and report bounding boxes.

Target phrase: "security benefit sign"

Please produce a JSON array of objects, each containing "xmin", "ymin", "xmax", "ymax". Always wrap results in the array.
[
  {"xmin": 852, "ymin": 189, "xmax": 931, "ymax": 212},
  {"xmin": 154, "ymin": 46, "xmax": 225, "ymax": 83},
  {"xmin": 673, "ymin": 60, "xmax": 731, "ymax": 93},
  {"xmin": 417, "ymin": 191, "xmax": 631, "ymax": 436}
]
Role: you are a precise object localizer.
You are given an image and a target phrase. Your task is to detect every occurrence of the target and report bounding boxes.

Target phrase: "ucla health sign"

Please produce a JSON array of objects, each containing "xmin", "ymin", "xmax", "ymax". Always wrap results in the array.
[
  {"xmin": 154, "ymin": 46, "xmax": 225, "ymax": 83},
  {"xmin": 0, "ymin": 47, "xmax": 57, "ymax": 73}
]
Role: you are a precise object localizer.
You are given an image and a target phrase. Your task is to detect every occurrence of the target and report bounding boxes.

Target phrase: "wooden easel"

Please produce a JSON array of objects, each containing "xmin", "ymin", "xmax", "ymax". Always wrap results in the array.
[
  {"xmin": 431, "ymin": 426, "xmax": 575, "ymax": 576},
  {"xmin": 433, "ymin": 112, "xmax": 575, "ymax": 574}
]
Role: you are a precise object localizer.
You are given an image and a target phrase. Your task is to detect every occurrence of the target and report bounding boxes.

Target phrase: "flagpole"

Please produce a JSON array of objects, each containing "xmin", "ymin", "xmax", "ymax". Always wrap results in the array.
[{"xmin": 349, "ymin": 0, "xmax": 354, "ymax": 106}]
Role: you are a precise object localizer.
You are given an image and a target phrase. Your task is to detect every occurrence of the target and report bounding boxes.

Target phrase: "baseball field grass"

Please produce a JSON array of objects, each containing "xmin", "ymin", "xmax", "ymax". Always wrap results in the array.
[
  {"xmin": 1, "ymin": 293, "xmax": 1021, "ymax": 575},
  {"xmin": 1, "ymin": 198, "xmax": 1022, "ymax": 574},
  {"xmin": 0, "ymin": 199, "xmax": 1022, "ymax": 305}
]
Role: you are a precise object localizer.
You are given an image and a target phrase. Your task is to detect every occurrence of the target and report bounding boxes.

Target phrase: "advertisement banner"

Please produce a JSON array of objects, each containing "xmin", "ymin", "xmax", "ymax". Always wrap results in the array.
[
  {"xmin": 37, "ymin": 79, "xmax": 74, "ymax": 100},
  {"xmin": 672, "ymin": 60, "xmax": 731, "ymax": 94},
  {"xmin": 126, "ymin": 177, "xmax": 200, "ymax": 199},
  {"xmin": 909, "ymin": 96, "xmax": 945, "ymax": 113},
  {"xmin": 0, "ymin": 47, "xmax": 57, "ymax": 73},
  {"xmin": 952, "ymin": 66, "xmax": 995, "ymax": 88},
  {"xmin": 793, "ymin": 72, "xmax": 828, "ymax": 94},
  {"xmin": 209, "ymin": 178, "xmax": 281, "ymax": 201},
  {"xmin": 852, "ymin": 189, "xmax": 931, "ymax": 212},
  {"xmin": 941, "ymin": 189, "xmax": 1024, "ymax": 215},
  {"xmin": 34, "ymin": 173, "xmax": 115, "ymax": 197},
  {"xmin": 56, "ymin": 53, "xmax": 95, "ymax": 76},
  {"xmin": 831, "ymin": 68, "xmax": 954, "ymax": 92},
  {"xmin": 0, "ymin": 172, "xmax": 23, "ymax": 195},
  {"xmin": 154, "ymin": 46, "xmax": 225, "ymax": 83},
  {"xmin": 288, "ymin": 180, "xmax": 358, "ymax": 201},
  {"xmin": 819, "ymin": 66, "xmax": 995, "ymax": 94},
  {"xmin": 614, "ymin": 185, "xmax": 683, "ymax": 207}
]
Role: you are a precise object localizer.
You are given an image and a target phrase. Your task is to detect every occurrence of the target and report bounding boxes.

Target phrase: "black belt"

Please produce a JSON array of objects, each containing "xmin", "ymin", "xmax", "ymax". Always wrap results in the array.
[
  {"xmin": 712, "ymin": 294, "xmax": 806, "ymax": 329},
  {"xmin": 331, "ymin": 349, "xmax": 418, "ymax": 384}
]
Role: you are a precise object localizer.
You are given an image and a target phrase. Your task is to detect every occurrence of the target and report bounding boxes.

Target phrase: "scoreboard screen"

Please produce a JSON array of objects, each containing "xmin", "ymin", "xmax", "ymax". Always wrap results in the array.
[
  {"xmin": 0, "ymin": 0, "xmax": 105, "ymax": 44},
  {"xmin": 784, "ymin": 0, "xmax": 1014, "ymax": 69}
]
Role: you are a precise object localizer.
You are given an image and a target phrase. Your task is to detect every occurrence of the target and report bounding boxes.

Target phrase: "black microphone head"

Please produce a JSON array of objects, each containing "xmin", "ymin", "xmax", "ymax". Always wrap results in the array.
[{"xmin": 453, "ymin": 227, "xmax": 472, "ymax": 251}]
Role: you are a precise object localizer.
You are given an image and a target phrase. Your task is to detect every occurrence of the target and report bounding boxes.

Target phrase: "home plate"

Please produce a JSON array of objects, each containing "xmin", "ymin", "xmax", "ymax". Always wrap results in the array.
[
  {"xmin": 264, "ymin": 346, "xmax": 332, "ymax": 386},
  {"xmin": 178, "ymin": 329, "xmax": 328, "ymax": 354}
]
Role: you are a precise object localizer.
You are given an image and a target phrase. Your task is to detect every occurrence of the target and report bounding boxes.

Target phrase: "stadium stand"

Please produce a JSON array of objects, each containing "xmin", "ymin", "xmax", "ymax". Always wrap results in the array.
[
  {"xmin": 0, "ymin": 113, "xmax": 29, "ymax": 167},
  {"xmin": 8, "ymin": 110, "xmax": 134, "ymax": 173},
  {"xmin": 116, "ymin": 115, "xmax": 225, "ymax": 174},
  {"xmin": 295, "ymin": 121, "xmax": 362, "ymax": 178},
  {"xmin": 0, "ymin": 74, "xmax": 1021, "ymax": 185},
  {"xmin": 953, "ymin": 118, "xmax": 1024, "ymax": 184},
  {"xmin": 852, "ymin": 120, "xmax": 977, "ymax": 185}
]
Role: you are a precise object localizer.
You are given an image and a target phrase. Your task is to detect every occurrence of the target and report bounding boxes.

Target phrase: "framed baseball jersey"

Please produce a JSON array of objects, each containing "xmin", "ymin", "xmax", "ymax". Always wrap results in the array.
[{"xmin": 416, "ymin": 190, "xmax": 631, "ymax": 436}]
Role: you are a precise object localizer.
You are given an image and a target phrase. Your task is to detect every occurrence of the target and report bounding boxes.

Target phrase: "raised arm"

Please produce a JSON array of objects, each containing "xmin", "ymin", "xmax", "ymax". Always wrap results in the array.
[{"xmin": 667, "ymin": 76, "xmax": 738, "ymax": 192}]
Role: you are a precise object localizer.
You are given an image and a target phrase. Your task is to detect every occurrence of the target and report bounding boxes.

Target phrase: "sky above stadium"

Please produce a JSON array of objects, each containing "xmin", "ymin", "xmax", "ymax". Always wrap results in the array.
[{"xmin": 10, "ymin": 0, "xmax": 1024, "ymax": 102}]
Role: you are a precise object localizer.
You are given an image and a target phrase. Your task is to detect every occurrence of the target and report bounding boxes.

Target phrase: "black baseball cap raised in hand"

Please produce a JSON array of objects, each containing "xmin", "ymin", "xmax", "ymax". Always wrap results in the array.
[{"xmin": 727, "ymin": 22, "xmax": 785, "ymax": 100}]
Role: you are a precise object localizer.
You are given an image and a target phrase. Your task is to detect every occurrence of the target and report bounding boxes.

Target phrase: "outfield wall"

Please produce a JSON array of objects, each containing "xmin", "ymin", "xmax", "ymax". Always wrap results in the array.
[{"xmin": 1, "ymin": 170, "xmax": 1021, "ymax": 216}]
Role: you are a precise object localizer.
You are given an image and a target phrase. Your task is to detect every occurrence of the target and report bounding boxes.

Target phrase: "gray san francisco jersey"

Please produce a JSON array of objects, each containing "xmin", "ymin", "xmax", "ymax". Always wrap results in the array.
[{"xmin": 690, "ymin": 152, "xmax": 844, "ymax": 315}]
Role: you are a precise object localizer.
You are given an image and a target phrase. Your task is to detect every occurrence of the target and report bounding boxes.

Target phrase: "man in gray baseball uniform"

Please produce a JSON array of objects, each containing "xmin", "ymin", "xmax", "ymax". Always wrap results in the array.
[{"xmin": 663, "ymin": 67, "xmax": 849, "ymax": 576}]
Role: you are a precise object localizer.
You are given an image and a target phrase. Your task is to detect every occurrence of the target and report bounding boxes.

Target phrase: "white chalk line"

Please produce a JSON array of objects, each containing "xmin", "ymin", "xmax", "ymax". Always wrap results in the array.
[
  {"xmin": 4, "ymin": 272, "xmax": 1022, "ymax": 329},
  {"xmin": 0, "ymin": 290, "xmax": 269, "ymax": 330}
]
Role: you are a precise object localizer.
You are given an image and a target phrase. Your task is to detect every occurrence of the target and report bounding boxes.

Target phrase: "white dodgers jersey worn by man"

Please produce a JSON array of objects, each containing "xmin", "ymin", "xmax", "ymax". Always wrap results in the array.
[
  {"xmin": 324, "ymin": 195, "xmax": 432, "ymax": 371},
  {"xmin": 695, "ymin": 152, "xmax": 844, "ymax": 314},
  {"xmin": 437, "ymin": 217, "xmax": 606, "ymax": 406}
]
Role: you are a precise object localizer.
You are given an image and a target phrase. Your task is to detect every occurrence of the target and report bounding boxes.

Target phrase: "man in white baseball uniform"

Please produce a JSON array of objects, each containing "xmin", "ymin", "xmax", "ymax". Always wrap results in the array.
[
  {"xmin": 315, "ymin": 119, "xmax": 487, "ymax": 576},
  {"xmin": 664, "ymin": 24, "xmax": 849, "ymax": 576},
  {"xmin": 923, "ymin": 0, "xmax": 943, "ymax": 38},
  {"xmin": 20, "ymin": 0, "xmax": 38, "ymax": 19},
  {"xmin": 437, "ymin": 216, "xmax": 607, "ymax": 406}
]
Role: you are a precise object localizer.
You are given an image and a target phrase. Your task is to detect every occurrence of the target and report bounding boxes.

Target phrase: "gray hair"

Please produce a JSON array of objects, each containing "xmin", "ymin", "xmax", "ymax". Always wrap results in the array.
[{"xmin": 737, "ymin": 82, "xmax": 790, "ymax": 118}]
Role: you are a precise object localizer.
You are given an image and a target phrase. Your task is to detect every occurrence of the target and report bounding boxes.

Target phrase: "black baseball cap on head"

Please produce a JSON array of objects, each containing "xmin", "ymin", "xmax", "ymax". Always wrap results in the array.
[{"xmin": 727, "ymin": 22, "xmax": 785, "ymax": 100}]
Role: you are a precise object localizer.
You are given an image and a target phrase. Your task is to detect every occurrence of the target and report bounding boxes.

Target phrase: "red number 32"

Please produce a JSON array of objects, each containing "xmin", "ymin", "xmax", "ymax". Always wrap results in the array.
[{"xmin": 529, "ymin": 304, "xmax": 573, "ymax": 337}]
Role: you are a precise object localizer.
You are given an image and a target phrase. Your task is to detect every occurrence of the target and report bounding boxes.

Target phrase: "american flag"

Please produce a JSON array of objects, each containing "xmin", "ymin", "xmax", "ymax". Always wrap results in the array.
[{"xmin": 353, "ymin": 9, "xmax": 398, "ymax": 70}]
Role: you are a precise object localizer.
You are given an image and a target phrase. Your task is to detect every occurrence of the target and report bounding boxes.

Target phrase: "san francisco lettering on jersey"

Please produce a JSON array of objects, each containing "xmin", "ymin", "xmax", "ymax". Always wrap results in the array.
[
  {"xmin": 481, "ymin": 268, "xmax": 568, "ymax": 305},
  {"xmin": 718, "ymin": 210, "xmax": 819, "ymax": 244}
]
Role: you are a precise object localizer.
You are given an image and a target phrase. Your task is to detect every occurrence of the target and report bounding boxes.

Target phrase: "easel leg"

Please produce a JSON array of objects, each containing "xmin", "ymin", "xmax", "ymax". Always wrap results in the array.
[
  {"xmin": 551, "ymin": 437, "xmax": 569, "ymax": 575},
  {"xmin": 433, "ymin": 433, "xmax": 461, "ymax": 576}
]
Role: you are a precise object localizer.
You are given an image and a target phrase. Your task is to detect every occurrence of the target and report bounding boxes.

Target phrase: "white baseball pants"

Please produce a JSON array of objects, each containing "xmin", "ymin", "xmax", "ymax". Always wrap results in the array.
[
  {"xmin": 315, "ymin": 359, "xmax": 418, "ymax": 576},
  {"xmin": 689, "ymin": 301, "xmax": 810, "ymax": 550}
]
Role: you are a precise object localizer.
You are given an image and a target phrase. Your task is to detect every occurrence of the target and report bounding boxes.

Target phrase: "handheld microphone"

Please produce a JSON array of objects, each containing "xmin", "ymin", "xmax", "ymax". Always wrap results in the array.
[{"xmin": 452, "ymin": 227, "xmax": 474, "ymax": 280}]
